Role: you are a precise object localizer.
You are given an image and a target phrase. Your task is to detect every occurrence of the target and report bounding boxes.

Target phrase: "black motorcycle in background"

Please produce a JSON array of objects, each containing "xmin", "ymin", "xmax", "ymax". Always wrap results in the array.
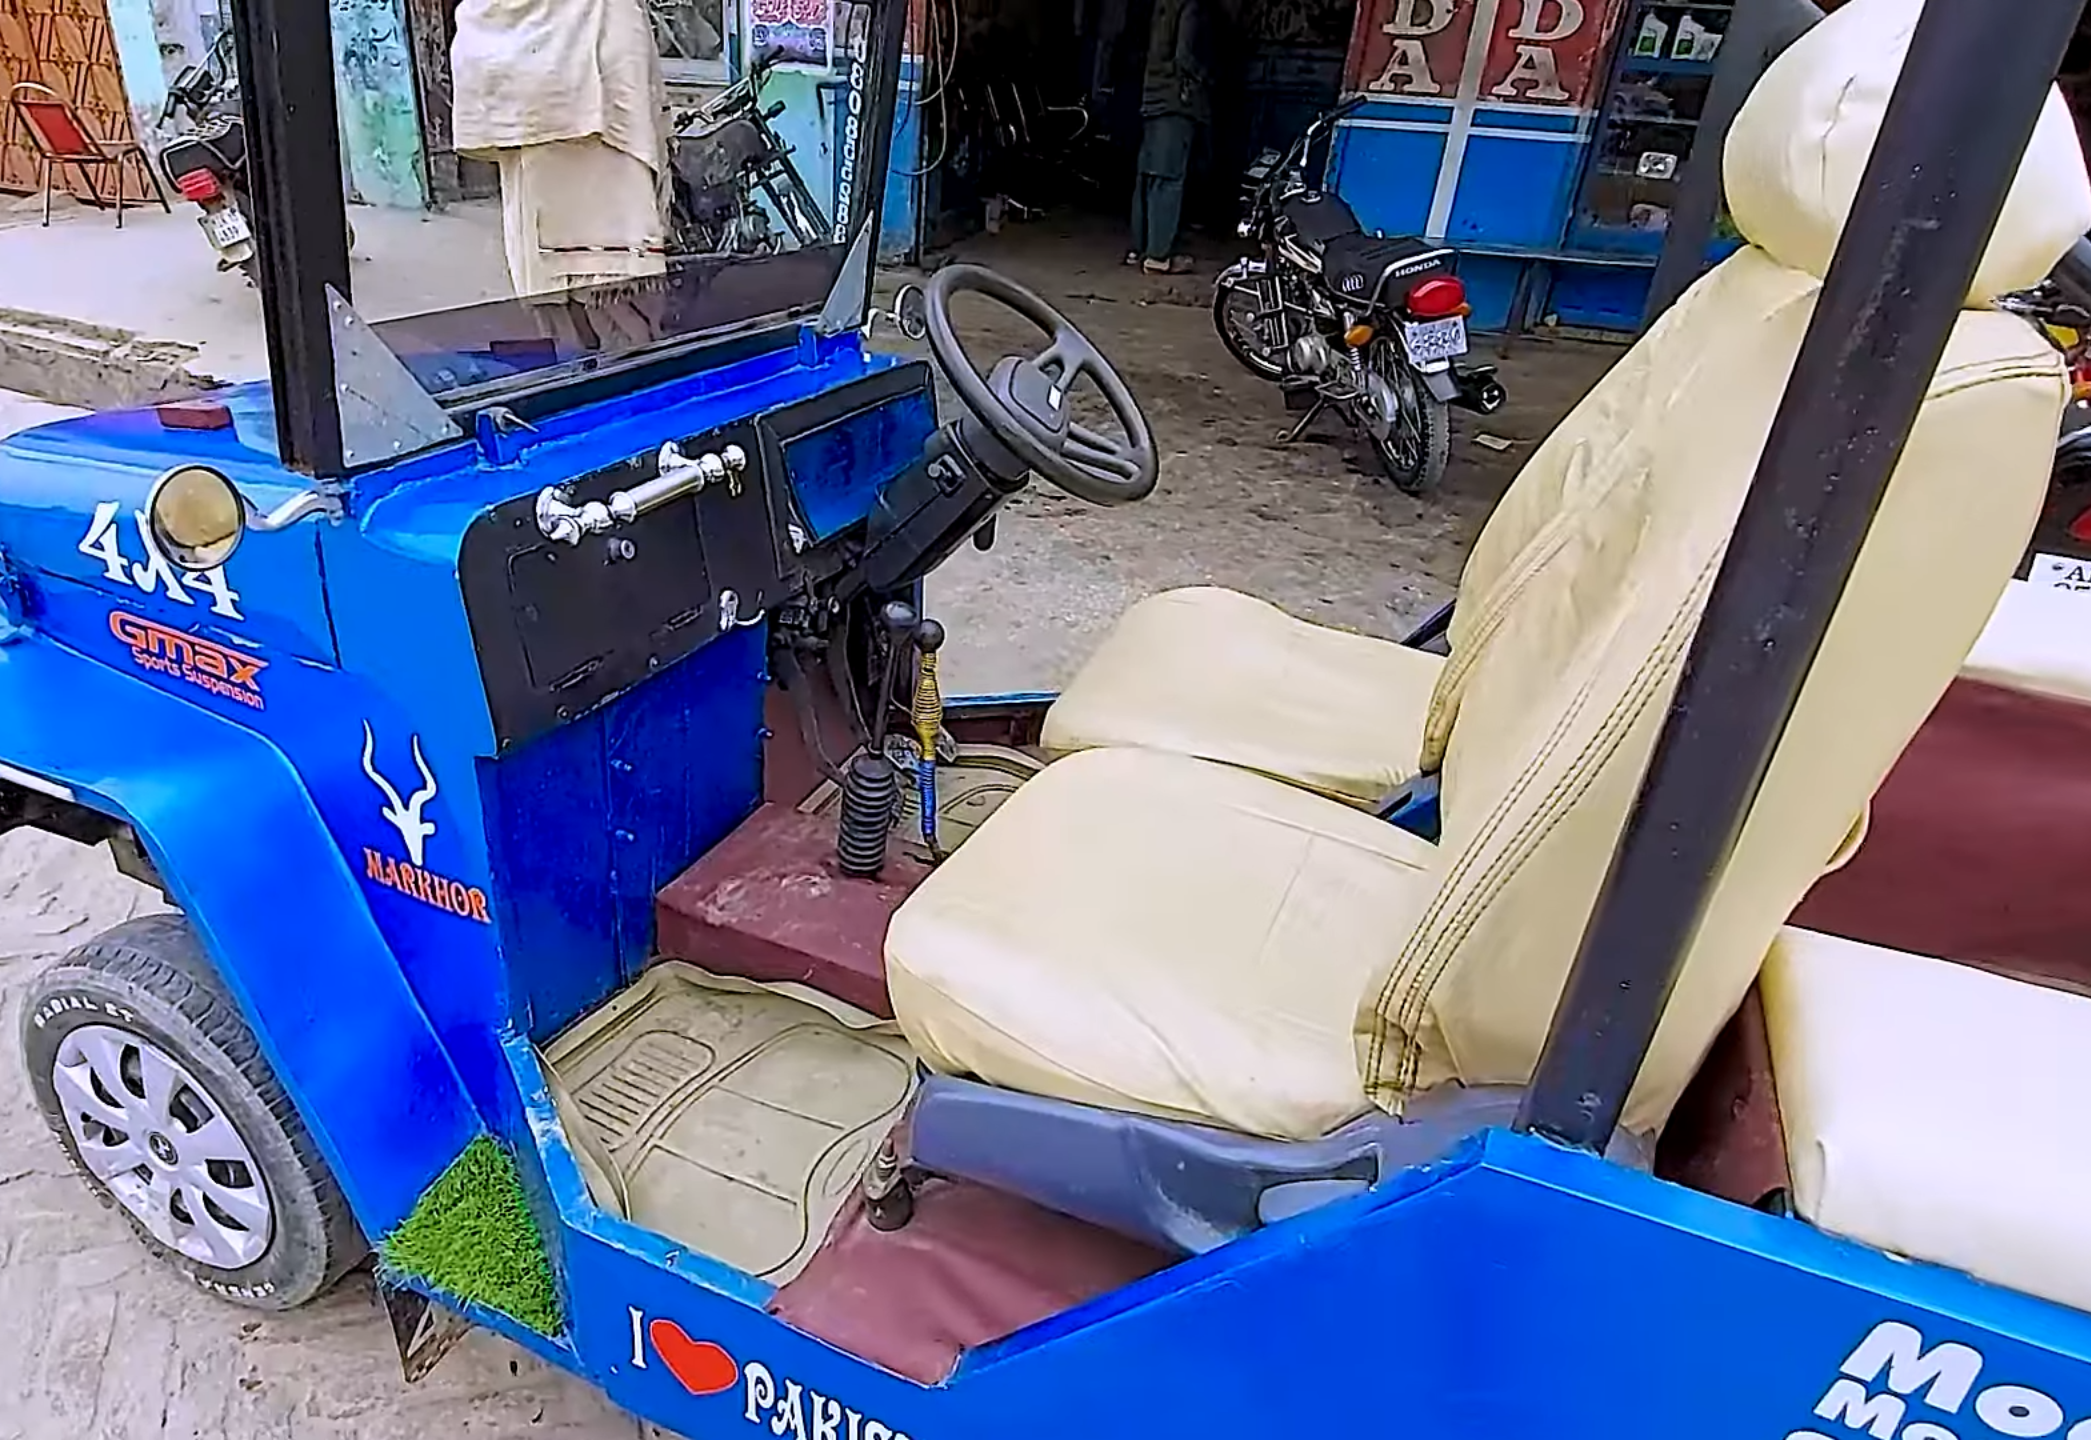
[
  {"xmin": 1999, "ymin": 235, "xmax": 2091, "ymax": 581},
  {"xmin": 1214, "ymin": 99, "xmax": 1504, "ymax": 496},
  {"xmin": 668, "ymin": 49, "xmax": 829, "ymax": 258},
  {"xmin": 155, "ymin": 32, "xmax": 257, "ymax": 280}
]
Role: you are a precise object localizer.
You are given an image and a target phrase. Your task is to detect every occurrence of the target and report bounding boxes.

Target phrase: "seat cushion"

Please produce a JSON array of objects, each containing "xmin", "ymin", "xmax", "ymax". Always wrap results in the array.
[
  {"xmin": 1040, "ymin": 588, "xmax": 1443, "ymax": 807},
  {"xmin": 1961, "ymin": 579, "xmax": 2091, "ymax": 704},
  {"xmin": 1764, "ymin": 928, "xmax": 2091, "ymax": 1314},
  {"xmin": 887, "ymin": 747, "xmax": 1438, "ymax": 1140}
]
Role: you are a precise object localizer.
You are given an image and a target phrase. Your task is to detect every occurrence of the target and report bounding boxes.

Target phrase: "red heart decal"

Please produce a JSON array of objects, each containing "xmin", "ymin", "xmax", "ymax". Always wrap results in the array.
[{"xmin": 649, "ymin": 1319, "xmax": 739, "ymax": 1396}]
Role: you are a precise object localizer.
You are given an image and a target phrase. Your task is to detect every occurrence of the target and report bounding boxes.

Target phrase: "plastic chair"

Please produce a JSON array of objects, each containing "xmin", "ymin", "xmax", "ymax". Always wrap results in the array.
[{"xmin": 8, "ymin": 82, "xmax": 170, "ymax": 228}]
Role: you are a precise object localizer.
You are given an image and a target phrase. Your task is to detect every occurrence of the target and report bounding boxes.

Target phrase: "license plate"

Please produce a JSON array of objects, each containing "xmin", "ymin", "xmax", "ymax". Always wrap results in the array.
[
  {"xmin": 1401, "ymin": 315, "xmax": 1468, "ymax": 366},
  {"xmin": 199, "ymin": 207, "xmax": 251, "ymax": 249},
  {"xmin": 2029, "ymin": 551, "xmax": 2091, "ymax": 591}
]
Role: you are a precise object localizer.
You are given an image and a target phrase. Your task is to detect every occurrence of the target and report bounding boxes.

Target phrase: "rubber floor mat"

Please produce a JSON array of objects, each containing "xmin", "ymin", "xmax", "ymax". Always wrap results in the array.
[{"xmin": 544, "ymin": 963, "xmax": 917, "ymax": 1284}]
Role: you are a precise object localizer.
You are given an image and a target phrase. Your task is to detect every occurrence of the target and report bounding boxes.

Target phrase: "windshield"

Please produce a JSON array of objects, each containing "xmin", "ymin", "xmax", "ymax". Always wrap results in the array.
[{"xmin": 322, "ymin": 0, "xmax": 902, "ymax": 408}]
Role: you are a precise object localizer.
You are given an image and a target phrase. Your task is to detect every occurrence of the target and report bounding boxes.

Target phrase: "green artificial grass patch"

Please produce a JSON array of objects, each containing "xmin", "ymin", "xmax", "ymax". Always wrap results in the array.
[{"xmin": 378, "ymin": 1135, "xmax": 564, "ymax": 1337}]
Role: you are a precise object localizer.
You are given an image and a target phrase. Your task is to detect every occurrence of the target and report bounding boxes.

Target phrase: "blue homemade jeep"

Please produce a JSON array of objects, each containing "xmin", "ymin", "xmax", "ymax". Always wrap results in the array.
[{"xmin": 8, "ymin": 0, "xmax": 2091, "ymax": 1434}]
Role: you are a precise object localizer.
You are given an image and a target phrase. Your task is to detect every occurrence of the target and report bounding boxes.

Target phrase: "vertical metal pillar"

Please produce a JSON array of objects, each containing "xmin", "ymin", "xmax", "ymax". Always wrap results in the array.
[
  {"xmin": 1517, "ymin": 0, "xmax": 2087, "ymax": 1151},
  {"xmin": 229, "ymin": 0, "xmax": 353, "ymax": 476}
]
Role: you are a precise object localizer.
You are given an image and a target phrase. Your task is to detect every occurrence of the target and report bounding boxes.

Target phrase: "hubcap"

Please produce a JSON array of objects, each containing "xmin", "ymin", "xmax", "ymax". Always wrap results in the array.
[{"xmin": 51, "ymin": 1024, "xmax": 273, "ymax": 1270}]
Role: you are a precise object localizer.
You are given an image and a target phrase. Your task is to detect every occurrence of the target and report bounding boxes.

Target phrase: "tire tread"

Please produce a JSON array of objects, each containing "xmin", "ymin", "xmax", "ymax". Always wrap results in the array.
[{"xmin": 26, "ymin": 915, "xmax": 363, "ymax": 1305}]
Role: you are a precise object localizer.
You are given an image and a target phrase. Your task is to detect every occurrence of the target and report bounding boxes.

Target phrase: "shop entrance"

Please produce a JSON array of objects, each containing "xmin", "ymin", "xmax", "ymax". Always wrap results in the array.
[{"xmin": 902, "ymin": 0, "xmax": 1350, "ymax": 264}]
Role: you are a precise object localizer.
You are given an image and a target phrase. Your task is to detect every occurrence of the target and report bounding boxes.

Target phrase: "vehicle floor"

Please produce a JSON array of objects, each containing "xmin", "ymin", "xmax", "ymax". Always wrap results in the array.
[
  {"xmin": 542, "ymin": 963, "xmax": 916, "ymax": 1286},
  {"xmin": 543, "ymin": 957, "xmax": 1171, "ymax": 1386}
]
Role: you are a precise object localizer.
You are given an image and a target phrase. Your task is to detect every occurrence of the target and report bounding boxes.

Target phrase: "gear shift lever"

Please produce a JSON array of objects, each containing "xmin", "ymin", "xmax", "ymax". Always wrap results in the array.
[
  {"xmin": 836, "ymin": 601, "xmax": 917, "ymax": 878},
  {"xmin": 910, "ymin": 618, "xmax": 946, "ymax": 860}
]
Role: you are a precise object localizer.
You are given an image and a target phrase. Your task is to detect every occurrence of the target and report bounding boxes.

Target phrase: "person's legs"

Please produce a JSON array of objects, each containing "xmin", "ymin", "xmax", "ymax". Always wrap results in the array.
[
  {"xmin": 1129, "ymin": 172, "xmax": 1150, "ymax": 263},
  {"xmin": 1135, "ymin": 115, "xmax": 1195, "ymax": 269},
  {"xmin": 1147, "ymin": 166, "xmax": 1186, "ymax": 261}
]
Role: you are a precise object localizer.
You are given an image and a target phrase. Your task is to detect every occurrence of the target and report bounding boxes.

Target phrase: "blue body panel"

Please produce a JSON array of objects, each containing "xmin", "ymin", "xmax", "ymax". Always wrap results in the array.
[
  {"xmin": 0, "ymin": 634, "xmax": 477, "ymax": 1233},
  {"xmin": 498, "ymin": 1014, "xmax": 2091, "ymax": 1440},
  {"xmin": 10, "ymin": 305, "xmax": 2091, "ymax": 1436},
  {"xmin": 0, "ymin": 324, "xmax": 905, "ymax": 1196}
]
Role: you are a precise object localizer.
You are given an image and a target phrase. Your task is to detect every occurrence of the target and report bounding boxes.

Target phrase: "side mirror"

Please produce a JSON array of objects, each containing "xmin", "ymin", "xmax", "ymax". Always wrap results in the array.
[
  {"xmin": 145, "ymin": 465, "xmax": 338, "ymax": 572},
  {"xmin": 892, "ymin": 283, "xmax": 928, "ymax": 342},
  {"xmin": 146, "ymin": 465, "xmax": 246, "ymax": 570}
]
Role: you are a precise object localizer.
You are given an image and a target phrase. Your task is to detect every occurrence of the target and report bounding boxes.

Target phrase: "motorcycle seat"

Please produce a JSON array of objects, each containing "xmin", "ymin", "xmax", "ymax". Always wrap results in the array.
[
  {"xmin": 1319, "ymin": 231, "xmax": 1453, "ymax": 305},
  {"xmin": 1278, "ymin": 190, "xmax": 1361, "ymax": 248}
]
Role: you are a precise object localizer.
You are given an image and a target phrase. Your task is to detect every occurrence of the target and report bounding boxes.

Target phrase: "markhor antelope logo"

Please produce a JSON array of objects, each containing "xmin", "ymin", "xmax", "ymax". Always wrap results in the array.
[{"xmin": 356, "ymin": 721, "xmax": 489, "ymax": 924}]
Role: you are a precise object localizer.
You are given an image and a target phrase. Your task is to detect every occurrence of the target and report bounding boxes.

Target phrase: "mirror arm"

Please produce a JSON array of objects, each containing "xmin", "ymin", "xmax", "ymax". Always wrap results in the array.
[{"xmin": 250, "ymin": 487, "xmax": 342, "ymax": 533}]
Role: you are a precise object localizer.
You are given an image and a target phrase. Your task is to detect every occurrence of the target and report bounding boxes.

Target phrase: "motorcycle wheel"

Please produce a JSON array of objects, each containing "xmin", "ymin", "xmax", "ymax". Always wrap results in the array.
[
  {"xmin": 1370, "ymin": 340, "xmax": 1450, "ymax": 497},
  {"xmin": 1212, "ymin": 278, "xmax": 1289, "ymax": 380}
]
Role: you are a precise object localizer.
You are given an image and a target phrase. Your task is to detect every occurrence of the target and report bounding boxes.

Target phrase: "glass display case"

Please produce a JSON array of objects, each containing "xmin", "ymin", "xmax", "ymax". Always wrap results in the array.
[{"xmin": 1568, "ymin": 0, "xmax": 1731, "ymax": 253}]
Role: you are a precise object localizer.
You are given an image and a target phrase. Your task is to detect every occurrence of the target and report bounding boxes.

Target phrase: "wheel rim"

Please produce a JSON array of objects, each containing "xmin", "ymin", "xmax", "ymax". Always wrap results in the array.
[
  {"xmin": 51, "ymin": 1023, "xmax": 274, "ymax": 1269},
  {"xmin": 1221, "ymin": 285, "xmax": 1287, "ymax": 376},
  {"xmin": 1374, "ymin": 347, "xmax": 1428, "ymax": 476}
]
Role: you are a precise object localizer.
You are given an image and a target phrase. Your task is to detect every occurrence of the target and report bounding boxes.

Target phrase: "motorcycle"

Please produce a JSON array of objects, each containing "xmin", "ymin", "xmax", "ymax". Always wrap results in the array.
[
  {"xmin": 1213, "ymin": 99, "xmax": 1504, "ymax": 496},
  {"xmin": 667, "ymin": 49, "xmax": 830, "ymax": 258},
  {"xmin": 155, "ymin": 31, "xmax": 257, "ymax": 279},
  {"xmin": 1997, "ymin": 234, "xmax": 2091, "ymax": 581}
]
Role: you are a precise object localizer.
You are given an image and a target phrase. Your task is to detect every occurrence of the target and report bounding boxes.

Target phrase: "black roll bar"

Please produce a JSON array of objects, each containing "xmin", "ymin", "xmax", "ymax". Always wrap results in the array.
[
  {"xmin": 1516, "ymin": 0, "xmax": 2089, "ymax": 1152},
  {"xmin": 230, "ymin": 0, "xmax": 353, "ymax": 477}
]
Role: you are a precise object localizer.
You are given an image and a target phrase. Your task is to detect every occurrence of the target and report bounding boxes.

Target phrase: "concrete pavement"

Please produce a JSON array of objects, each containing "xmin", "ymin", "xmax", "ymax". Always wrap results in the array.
[{"xmin": 0, "ymin": 195, "xmax": 511, "ymax": 405}]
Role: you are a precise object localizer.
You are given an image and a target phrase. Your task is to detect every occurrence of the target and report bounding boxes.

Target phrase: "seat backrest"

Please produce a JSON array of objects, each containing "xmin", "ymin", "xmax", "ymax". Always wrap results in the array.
[
  {"xmin": 1354, "ymin": 0, "xmax": 2091, "ymax": 1138},
  {"xmin": 10, "ymin": 83, "xmax": 97, "ymax": 161}
]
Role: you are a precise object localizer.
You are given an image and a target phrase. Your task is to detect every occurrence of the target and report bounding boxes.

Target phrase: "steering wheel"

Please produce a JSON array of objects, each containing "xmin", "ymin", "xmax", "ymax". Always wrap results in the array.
[{"xmin": 924, "ymin": 263, "xmax": 1158, "ymax": 506}]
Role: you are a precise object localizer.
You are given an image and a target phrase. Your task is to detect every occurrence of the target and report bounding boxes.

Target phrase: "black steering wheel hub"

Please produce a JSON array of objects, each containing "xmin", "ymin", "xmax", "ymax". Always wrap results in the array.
[{"xmin": 925, "ymin": 263, "xmax": 1160, "ymax": 506}]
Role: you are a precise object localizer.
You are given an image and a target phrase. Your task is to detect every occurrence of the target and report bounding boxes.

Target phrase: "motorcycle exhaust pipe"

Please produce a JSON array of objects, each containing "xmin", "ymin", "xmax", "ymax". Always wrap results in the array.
[{"xmin": 1450, "ymin": 367, "xmax": 1506, "ymax": 415}]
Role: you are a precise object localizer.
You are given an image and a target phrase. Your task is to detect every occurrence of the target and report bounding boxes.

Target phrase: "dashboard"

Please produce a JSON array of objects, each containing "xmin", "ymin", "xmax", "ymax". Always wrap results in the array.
[{"xmin": 459, "ymin": 363, "xmax": 939, "ymax": 750}]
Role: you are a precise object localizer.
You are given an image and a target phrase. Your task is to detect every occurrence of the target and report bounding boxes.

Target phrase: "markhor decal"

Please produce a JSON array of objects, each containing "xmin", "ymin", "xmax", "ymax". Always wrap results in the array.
[{"xmin": 358, "ymin": 721, "xmax": 489, "ymax": 923}]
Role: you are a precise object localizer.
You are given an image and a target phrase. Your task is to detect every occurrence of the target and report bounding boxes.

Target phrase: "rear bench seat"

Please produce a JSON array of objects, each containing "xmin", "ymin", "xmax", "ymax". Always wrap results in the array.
[
  {"xmin": 1961, "ymin": 577, "xmax": 2091, "ymax": 701},
  {"xmin": 1763, "ymin": 928, "xmax": 2091, "ymax": 1315}
]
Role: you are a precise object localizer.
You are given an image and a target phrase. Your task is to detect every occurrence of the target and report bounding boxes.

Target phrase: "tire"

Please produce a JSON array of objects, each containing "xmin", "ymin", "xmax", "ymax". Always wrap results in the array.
[
  {"xmin": 1212, "ymin": 277, "xmax": 1290, "ymax": 380},
  {"xmin": 21, "ymin": 914, "xmax": 365, "ymax": 1310},
  {"xmin": 1370, "ymin": 340, "xmax": 1452, "ymax": 496}
]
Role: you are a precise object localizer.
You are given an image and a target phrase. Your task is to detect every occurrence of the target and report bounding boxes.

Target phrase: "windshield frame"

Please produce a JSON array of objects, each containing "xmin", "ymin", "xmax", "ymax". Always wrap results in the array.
[{"xmin": 229, "ymin": 0, "xmax": 909, "ymax": 478}]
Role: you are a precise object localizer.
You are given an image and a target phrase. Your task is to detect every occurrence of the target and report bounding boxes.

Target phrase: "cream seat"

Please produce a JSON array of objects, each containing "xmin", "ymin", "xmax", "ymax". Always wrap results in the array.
[
  {"xmin": 1962, "ymin": 578, "xmax": 2091, "ymax": 703},
  {"xmin": 1765, "ymin": 929, "xmax": 2091, "ymax": 1316},
  {"xmin": 1040, "ymin": 587, "xmax": 1443, "ymax": 806},
  {"xmin": 891, "ymin": 0, "xmax": 2091, "ymax": 1147}
]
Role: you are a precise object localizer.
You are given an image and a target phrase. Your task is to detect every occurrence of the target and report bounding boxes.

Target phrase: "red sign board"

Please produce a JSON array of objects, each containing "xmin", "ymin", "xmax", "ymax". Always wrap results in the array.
[{"xmin": 1345, "ymin": 0, "xmax": 1624, "ymax": 108}]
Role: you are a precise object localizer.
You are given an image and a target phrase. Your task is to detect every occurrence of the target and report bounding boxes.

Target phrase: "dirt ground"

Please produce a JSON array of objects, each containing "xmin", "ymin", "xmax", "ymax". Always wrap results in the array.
[{"xmin": 0, "ymin": 220, "xmax": 1618, "ymax": 1436}]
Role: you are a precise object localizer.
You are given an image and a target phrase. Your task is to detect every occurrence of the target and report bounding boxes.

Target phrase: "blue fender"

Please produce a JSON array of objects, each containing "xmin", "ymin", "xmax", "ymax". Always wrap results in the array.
[{"xmin": 0, "ymin": 636, "xmax": 478, "ymax": 1236}]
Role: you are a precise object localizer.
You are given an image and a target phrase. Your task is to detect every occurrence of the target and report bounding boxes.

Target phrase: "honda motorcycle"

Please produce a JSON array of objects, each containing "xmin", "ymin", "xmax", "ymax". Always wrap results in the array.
[
  {"xmin": 668, "ymin": 49, "xmax": 829, "ymax": 258},
  {"xmin": 1999, "ymin": 234, "xmax": 2091, "ymax": 581},
  {"xmin": 1214, "ymin": 99, "xmax": 1504, "ymax": 496},
  {"xmin": 155, "ymin": 31, "xmax": 256, "ymax": 279}
]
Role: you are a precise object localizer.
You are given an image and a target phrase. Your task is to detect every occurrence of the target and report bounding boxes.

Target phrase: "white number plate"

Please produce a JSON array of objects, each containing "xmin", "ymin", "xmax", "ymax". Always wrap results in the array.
[
  {"xmin": 1401, "ymin": 315, "xmax": 1469, "ymax": 366},
  {"xmin": 200, "ymin": 207, "xmax": 252, "ymax": 250},
  {"xmin": 2029, "ymin": 551, "xmax": 2091, "ymax": 592}
]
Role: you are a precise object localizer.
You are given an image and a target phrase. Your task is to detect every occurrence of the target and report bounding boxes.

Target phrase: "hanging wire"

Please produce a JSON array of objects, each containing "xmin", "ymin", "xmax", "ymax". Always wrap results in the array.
[{"xmin": 895, "ymin": 0, "xmax": 958, "ymax": 177}]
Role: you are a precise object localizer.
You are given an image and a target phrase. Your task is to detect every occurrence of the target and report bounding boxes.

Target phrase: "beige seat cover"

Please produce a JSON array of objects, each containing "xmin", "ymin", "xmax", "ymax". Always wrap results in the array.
[
  {"xmin": 889, "ymin": 747, "xmax": 1432, "ymax": 1138},
  {"xmin": 891, "ymin": 0, "xmax": 2090, "ymax": 1142},
  {"xmin": 1040, "ymin": 587, "xmax": 1443, "ymax": 806},
  {"xmin": 1962, "ymin": 578, "xmax": 2091, "ymax": 704},
  {"xmin": 1765, "ymin": 928, "xmax": 2091, "ymax": 1315}
]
